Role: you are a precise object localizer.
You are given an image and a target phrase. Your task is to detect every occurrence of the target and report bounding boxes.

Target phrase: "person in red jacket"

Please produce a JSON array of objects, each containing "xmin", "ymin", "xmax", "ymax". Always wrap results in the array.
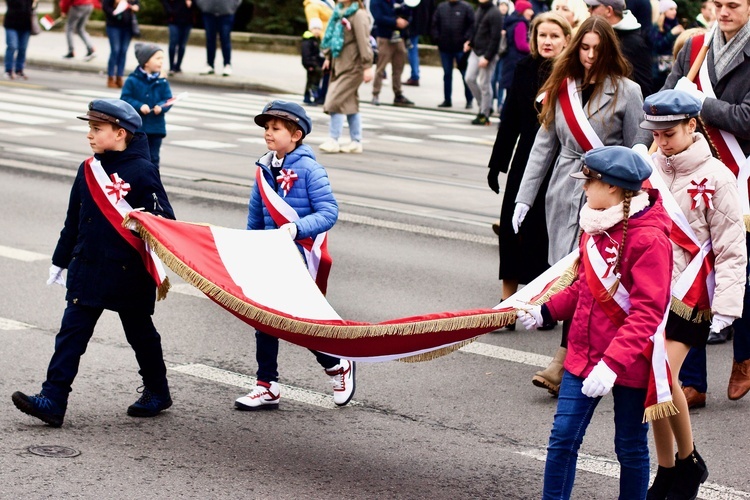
[
  {"xmin": 60, "ymin": 0, "xmax": 97, "ymax": 60},
  {"xmin": 518, "ymin": 146, "xmax": 673, "ymax": 499}
]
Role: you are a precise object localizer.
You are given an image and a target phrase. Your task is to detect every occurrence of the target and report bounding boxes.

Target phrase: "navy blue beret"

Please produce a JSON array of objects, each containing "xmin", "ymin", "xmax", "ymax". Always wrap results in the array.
[
  {"xmin": 571, "ymin": 146, "xmax": 653, "ymax": 191},
  {"xmin": 77, "ymin": 98, "xmax": 142, "ymax": 134},
  {"xmin": 640, "ymin": 89, "xmax": 702, "ymax": 130},
  {"xmin": 254, "ymin": 100, "xmax": 312, "ymax": 137}
]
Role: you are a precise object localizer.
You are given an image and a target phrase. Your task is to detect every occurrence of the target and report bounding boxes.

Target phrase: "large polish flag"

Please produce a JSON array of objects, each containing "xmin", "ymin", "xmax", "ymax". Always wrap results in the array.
[{"xmin": 125, "ymin": 212, "xmax": 577, "ymax": 362}]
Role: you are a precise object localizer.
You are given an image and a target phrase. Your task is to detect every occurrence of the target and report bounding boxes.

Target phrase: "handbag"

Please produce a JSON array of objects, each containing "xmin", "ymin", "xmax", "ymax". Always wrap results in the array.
[
  {"xmin": 30, "ymin": 7, "xmax": 41, "ymax": 35},
  {"xmin": 131, "ymin": 13, "xmax": 141, "ymax": 38},
  {"xmin": 497, "ymin": 30, "xmax": 508, "ymax": 56}
]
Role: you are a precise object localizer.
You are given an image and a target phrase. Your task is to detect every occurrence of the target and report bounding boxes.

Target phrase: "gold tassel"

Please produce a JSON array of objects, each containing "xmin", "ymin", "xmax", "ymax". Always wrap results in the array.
[
  {"xmin": 157, "ymin": 277, "xmax": 171, "ymax": 301},
  {"xmin": 643, "ymin": 401, "xmax": 680, "ymax": 423},
  {"xmin": 744, "ymin": 215, "xmax": 750, "ymax": 233}
]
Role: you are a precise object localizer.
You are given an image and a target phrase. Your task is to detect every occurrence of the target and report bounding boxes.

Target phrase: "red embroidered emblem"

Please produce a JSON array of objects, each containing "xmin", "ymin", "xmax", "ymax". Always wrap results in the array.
[
  {"xmin": 105, "ymin": 173, "xmax": 131, "ymax": 201},
  {"xmin": 276, "ymin": 168, "xmax": 299, "ymax": 197},
  {"xmin": 687, "ymin": 178, "xmax": 715, "ymax": 210}
]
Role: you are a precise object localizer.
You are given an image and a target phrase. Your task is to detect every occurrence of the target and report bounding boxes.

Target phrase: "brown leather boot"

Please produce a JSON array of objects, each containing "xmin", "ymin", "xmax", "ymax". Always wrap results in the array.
[
  {"xmin": 532, "ymin": 347, "xmax": 566, "ymax": 396},
  {"xmin": 115, "ymin": 76, "xmax": 123, "ymax": 88},
  {"xmin": 683, "ymin": 386, "xmax": 706, "ymax": 409},
  {"xmin": 106, "ymin": 76, "xmax": 117, "ymax": 88},
  {"xmin": 728, "ymin": 358, "xmax": 750, "ymax": 400}
]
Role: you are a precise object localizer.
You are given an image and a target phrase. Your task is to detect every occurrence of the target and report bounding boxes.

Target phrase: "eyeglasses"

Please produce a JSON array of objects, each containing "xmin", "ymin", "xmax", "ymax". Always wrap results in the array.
[{"xmin": 582, "ymin": 166, "xmax": 602, "ymax": 179}]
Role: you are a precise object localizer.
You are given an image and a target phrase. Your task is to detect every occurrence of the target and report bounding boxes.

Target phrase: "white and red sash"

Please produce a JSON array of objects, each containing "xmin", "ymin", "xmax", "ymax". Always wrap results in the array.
[
  {"xmin": 255, "ymin": 166, "xmax": 332, "ymax": 294},
  {"xmin": 644, "ymin": 170, "xmax": 715, "ymax": 312},
  {"xmin": 690, "ymin": 34, "xmax": 750, "ymax": 216},
  {"xmin": 558, "ymin": 78, "xmax": 605, "ymax": 152},
  {"xmin": 581, "ymin": 233, "xmax": 674, "ymax": 421},
  {"xmin": 83, "ymin": 157, "xmax": 170, "ymax": 299}
]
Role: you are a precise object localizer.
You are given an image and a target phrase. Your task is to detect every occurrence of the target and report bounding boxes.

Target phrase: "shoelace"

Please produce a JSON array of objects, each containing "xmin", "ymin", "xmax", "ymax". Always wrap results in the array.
[
  {"xmin": 134, "ymin": 386, "xmax": 155, "ymax": 405},
  {"xmin": 32, "ymin": 394, "xmax": 56, "ymax": 411},
  {"xmin": 329, "ymin": 368, "xmax": 346, "ymax": 390},
  {"xmin": 249, "ymin": 385, "xmax": 271, "ymax": 399}
]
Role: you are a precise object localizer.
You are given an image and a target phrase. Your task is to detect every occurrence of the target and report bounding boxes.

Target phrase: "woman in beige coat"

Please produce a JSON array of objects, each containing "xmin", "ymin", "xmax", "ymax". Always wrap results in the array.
[{"xmin": 319, "ymin": 0, "xmax": 373, "ymax": 154}]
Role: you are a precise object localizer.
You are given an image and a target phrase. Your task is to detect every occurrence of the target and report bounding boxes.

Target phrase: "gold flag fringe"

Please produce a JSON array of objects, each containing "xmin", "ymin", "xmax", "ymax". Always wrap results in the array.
[
  {"xmin": 643, "ymin": 401, "xmax": 679, "ymax": 423},
  {"xmin": 126, "ymin": 216, "xmax": 580, "ymax": 361},
  {"xmin": 669, "ymin": 297, "xmax": 710, "ymax": 323},
  {"xmin": 744, "ymin": 214, "xmax": 750, "ymax": 233}
]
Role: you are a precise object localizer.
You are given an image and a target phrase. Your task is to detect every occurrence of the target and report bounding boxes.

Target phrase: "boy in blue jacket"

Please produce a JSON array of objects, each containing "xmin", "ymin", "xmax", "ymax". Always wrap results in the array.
[
  {"xmin": 234, "ymin": 100, "xmax": 356, "ymax": 411},
  {"xmin": 121, "ymin": 43, "xmax": 173, "ymax": 169}
]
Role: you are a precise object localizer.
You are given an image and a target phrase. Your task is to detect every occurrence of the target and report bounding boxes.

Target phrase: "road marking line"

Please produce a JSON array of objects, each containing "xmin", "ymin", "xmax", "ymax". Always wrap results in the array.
[
  {"xmin": 0, "ymin": 245, "xmax": 49, "ymax": 262},
  {"xmin": 12, "ymin": 147, "xmax": 72, "ymax": 158},
  {"xmin": 168, "ymin": 362, "xmax": 361, "ymax": 409},
  {"xmin": 0, "ymin": 317, "xmax": 34, "ymax": 330},
  {"xmin": 518, "ymin": 449, "xmax": 750, "ymax": 499},
  {"xmin": 459, "ymin": 342, "xmax": 550, "ymax": 368},
  {"xmin": 0, "ymin": 127, "xmax": 55, "ymax": 137},
  {"xmin": 169, "ymin": 140, "xmax": 238, "ymax": 150},
  {"xmin": 428, "ymin": 134, "xmax": 494, "ymax": 146},
  {"xmin": 378, "ymin": 135, "xmax": 423, "ymax": 143}
]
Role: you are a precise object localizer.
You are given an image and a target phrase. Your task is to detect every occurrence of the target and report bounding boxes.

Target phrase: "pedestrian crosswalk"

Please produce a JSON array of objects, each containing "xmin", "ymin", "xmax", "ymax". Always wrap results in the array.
[{"xmin": 0, "ymin": 86, "xmax": 498, "ymax": 149}]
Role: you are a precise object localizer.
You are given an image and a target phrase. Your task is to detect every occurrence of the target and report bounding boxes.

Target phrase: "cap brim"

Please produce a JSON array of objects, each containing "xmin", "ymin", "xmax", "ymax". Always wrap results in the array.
[
  {"xmin": 570, "ymin": 171, "xmax": 590, "ymax": 180},
  {"xmin": 254, "ymin": 110, "xmax": 308, "ymax": 136},
  {"xmin": 639, "ymin": 118, "xmax": 684, "ymax": 130}
]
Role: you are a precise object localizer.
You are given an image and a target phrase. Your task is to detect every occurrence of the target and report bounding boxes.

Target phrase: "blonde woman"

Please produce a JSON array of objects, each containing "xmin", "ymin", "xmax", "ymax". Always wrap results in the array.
[{"xmin": 551, "ymin": 0, "xmax": 589, "ymax": 32}]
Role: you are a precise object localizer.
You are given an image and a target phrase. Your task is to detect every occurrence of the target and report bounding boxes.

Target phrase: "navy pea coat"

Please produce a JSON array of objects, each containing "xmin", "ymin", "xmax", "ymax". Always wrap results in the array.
[{"xmin": 52, "ymin": 133, "xmax": 175, "ymax": 314}]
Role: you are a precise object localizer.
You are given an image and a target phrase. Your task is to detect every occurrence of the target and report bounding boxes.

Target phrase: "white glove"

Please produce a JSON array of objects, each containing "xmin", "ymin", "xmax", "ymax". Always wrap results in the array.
[
  {"xmin": 631, "ymin": 143, "xmax": 649, "ymax": 159},
  {"xmin": 581, "ymin": 360, "xmax": 617, "ymax": 398},
  {"xmin": 517, "ymin": 304, "xmax": 544, "ymax": 330},
  {"xmin": 710, "ymin": 313, "xmax": 735, "ymax": 333},
  {"xmin": 674, "ymin": 77, "xmax": 706, "ymax": 105},
  {"xmin": 279, "ymin": 222, "xmax": 297, "ymax": 240},
  {"xmin": 46, "ymin": 265, "xmax": 65, "ymax": 287},
  {"xmin": 512, "ymin": 203, "xmax": 530, "ymax": 234}
]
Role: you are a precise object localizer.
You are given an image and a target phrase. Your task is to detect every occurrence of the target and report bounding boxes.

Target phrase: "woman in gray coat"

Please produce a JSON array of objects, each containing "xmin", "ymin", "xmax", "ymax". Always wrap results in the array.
[{"xmin": 513, "ymin": 16, "xmax": 651, "ymax": 395}]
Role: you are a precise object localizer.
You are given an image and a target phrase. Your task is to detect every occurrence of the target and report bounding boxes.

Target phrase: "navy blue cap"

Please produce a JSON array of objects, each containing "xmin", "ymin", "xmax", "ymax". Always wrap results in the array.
[
  {"xmin": 571, "ymin": 146, "xmax": 653, "ymax": 191},
  {"xmin": 77, "ymin": 98, "xmax": 142, "ymax": 134},
  {"xmin": 640, "ymin": 89, "xmax": 702, "ymax": 130},
  {"xmin": 254, "ymin": 100, "xmax": 312, "ymax": 137}
]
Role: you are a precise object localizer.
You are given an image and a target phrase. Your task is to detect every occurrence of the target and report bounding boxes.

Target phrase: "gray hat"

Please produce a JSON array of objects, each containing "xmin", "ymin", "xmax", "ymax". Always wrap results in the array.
[
  {"xmin": 134, "ymin": 42, "xmax": 162, "ymax": 67},
  {"xmin": 640, "ymin": 89, "xmax": 702, "ymax": 130},
  {"xmin": 77, "ymin": 98, "xmax": 142, "ymax": 134},
  {"xmin": 254, "ymin": 100, "xmax": 313, "ymax": 137},
  {"xmin": 583, "ymin": 0, "xmax": 625, "ymax": 11},
  {"xmin": 571, "ymin": 146, "xmax": 652, "ymax": 191}
]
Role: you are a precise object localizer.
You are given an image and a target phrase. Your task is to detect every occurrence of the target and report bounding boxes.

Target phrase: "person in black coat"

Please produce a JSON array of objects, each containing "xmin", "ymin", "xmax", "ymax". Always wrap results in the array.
[
  {"xmin": 161, "ymin": 0, "xmax": 194, "ymax": 74},
  {"xmin": 431, "ymin": 0, "xmax": 475, "ymax": 108},
  {"xmin": 404, "ymin": 0, "xmax": 434, "ymax": 86},
  {"xmin": 487, "ymin": 12, "xmax": 572, "ymax": 304},
  {"xmin": 3, "ymin": 0, "xmax": 35, "ymax": 79},
  {"xmin": 12, "ymin": 99, "xmax": 175, "ymax": 428}
]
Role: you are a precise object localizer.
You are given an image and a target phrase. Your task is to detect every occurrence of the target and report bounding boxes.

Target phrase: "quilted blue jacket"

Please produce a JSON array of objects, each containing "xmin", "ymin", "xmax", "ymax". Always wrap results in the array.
[
  {"xmin": 120, "ymin": 69, "xmax": 173, "ymax": 137},
  {"xmin": 247, "ymin": 145, "xmax": 338, "ymax": 247}
]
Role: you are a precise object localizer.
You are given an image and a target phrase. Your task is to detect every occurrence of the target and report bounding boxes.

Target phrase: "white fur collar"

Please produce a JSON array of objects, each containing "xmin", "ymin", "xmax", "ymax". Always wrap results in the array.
[{"xmin": 579, "ymin": 191, "xmax": 650, "ymax": 235}]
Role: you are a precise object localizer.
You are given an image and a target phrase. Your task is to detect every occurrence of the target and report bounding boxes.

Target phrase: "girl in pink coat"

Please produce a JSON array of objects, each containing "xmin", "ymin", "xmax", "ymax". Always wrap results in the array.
[{"xmin": 518, "ymin": 146, "xmax": 673, "ymax": 499}]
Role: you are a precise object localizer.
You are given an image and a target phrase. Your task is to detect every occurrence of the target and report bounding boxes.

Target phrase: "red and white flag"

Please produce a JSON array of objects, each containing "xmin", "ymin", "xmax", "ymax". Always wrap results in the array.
[{"xmin": 40, "ymin": 14, "xmax": 59, "ymax": 30}]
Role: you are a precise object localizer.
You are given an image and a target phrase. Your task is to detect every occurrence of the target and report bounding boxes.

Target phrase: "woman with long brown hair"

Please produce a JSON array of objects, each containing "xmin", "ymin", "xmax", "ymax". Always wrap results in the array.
[{"xmin": 513, "ymin": 16, "xmax": 652, "ymax": 395}]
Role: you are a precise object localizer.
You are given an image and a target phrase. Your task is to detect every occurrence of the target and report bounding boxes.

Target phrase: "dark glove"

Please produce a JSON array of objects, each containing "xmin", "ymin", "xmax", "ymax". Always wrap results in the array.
[{"xmin": 487, "ymin": 168, "xmax": 500, "ymax": 194}]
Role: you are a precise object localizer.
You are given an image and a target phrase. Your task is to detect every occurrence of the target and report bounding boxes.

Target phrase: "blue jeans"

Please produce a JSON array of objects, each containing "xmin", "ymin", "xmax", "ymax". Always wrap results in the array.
[
  {"xmin": 106, "ymin": 25, "xmax": 132, "ymax": 77},
  {"xmin": 167, "ymin": 23, "xmax": 192, "ymax": 72},
  {"xmin": 329, "ymin": 113, "xmax": 362, "ymax": 142},
  {"xmin": 439, "ymin": 50, "xmax": 472, "ymax": 105},
  {"xmin": 5, "ymin": 29, "xmax": 30, "ymax": 73},
  {"xmin": 407, "ymin": 34, "xmax": 420, "ymax": 81},
  {"xmin": 42, "ymin": 303, "xmax": 169, "ymax": 407},
  {"xmin": 255, "ymin": 330, "xmax": 339, "ymax": 382},
  {"xmin": 203, "ymin": 14, "xmax": 233, "ymax": 68},
  {"xmin": 544, "ymin": 371, "xmax": 649, "ymax": 500},
  {"xmin": 491, "ymin": 57, "xmax": 505, "ymax": 110},
  {"xmin": 146, "ymin": 134, "xmax": 163, "ymax": 169}
]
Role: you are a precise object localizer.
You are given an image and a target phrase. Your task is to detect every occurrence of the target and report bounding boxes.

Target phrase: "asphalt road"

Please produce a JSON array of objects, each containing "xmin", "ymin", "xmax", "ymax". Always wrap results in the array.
[{"xmin": 0, "ymin": 70, "xmax": 748, "ymax": 499}]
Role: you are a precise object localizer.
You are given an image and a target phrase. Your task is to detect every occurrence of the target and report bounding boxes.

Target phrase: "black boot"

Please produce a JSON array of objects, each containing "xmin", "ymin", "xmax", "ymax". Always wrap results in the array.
[
  {"xmin": 666, "ymin": 447, "xmax": 708, "ymax": 500},
  {"xmin": 647, "ymin": 465, "xmax": 676, "ymax": 500}
]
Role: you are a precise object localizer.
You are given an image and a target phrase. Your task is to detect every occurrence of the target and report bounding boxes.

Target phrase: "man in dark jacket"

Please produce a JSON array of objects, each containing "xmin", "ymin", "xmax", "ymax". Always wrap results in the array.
[
  {"xmin": 585, "ymin": 0, "xmax": 653, "ymax": 97},
  {"xmin": 465, "ymin": 0, "xmax": 503, "ymax": 125},
  {"xmin": 431, "ymin": 0, "xmax": 475, "ymax": 108},
  {"xmin": 12, "ymin": 99, "xmax": 176, "ymax": 428},
  {"xmin": 371, "ymin": 0, "xmax": 415, "ymax": 106}
]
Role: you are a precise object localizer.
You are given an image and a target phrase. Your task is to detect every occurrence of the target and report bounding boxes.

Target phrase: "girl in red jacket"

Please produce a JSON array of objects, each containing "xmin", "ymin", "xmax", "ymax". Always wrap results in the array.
[{"xmin": 518, "ymin": 146, "xmax": 673, "ymax": 499}]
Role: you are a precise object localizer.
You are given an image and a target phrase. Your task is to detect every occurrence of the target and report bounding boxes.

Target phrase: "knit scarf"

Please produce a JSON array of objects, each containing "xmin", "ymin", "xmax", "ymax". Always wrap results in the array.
[
  {"xmin": 579, "ymin": 192, "xmax": 650, "ymax": 235},
  {"xmin": 713, "ymin": 20, "xmax": 750, "ymax": 81},
  {"xmin": 320, "ymin": 2, "xmax": 359, "ymax": 59}
]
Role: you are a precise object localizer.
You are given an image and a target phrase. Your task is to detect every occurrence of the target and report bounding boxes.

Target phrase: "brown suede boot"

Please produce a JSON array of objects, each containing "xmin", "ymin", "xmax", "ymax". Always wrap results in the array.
[
  {"xmin": 532, "ymin": 347, "xmax": 566, "ymax": 396},
  {"xmin": 106, "ymin": 76, "xmax": 118, "ymax": 88},
  {"xmin": 115, "ymin": 76, "xmax": 124, "ymax": 88}
]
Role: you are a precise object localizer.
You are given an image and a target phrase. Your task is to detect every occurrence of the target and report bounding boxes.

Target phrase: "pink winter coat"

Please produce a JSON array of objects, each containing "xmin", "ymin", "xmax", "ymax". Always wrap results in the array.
[{"xmin": 545, "ymin": 191, "xmax": 673, "ymax": 389}]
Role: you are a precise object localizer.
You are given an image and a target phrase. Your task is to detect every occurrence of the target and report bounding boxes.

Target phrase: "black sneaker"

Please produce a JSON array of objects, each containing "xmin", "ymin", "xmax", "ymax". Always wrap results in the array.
[
  {"xmin": 83, "ymin": 48, "xmax": 96, "ymax": 61},
  {"xmin": 471, "ymin": 114, "xmax": 490, "ymax": 126},
  {"xmin": 127, "ymin": 386, "xmax": 172, "ymax": 417},
  {"xmin": 12, "ymin": 391, "xmax": 65, "ymax": 427},
  {"xmin": 394, "ymin": 94, "xmax": 414, "ymax": 107},
  {"xmin": 437, "ymin": 101, "xmax": 452, "ymax": 108},
  {"xmin": 62, "ymin": 52, "xmax": 74, "ymax": 59}
]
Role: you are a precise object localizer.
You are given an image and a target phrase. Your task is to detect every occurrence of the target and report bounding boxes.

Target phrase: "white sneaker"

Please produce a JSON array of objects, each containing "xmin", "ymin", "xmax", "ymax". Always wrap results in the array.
[
  {"xmin": 325, "ymin": 360, "xmax": 356, "ymax": 406},
  {"xmin": 200, "ymin": 65, "xmax": 215, "ymax": 75},
  {"xmin": 222, "ymin": 64, "xmax": 232, "ymax": 76},
  {"xmin": 319, "ymin": 138, "xmax": 341, "ymax": 153},
  {"xmin": 234, "ymin": 381, "xmax": 280, "ymax": 411},
  {"xmin": 340, "ymin": 141, "xmax": 363, "ymax": 154}
]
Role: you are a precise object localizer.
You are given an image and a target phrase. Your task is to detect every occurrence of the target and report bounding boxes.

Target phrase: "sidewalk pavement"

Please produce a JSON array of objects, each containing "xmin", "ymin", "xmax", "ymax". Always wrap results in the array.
[{"xmin": 2, "ymin": 27, "xmax": 481, "ymax": 115}]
